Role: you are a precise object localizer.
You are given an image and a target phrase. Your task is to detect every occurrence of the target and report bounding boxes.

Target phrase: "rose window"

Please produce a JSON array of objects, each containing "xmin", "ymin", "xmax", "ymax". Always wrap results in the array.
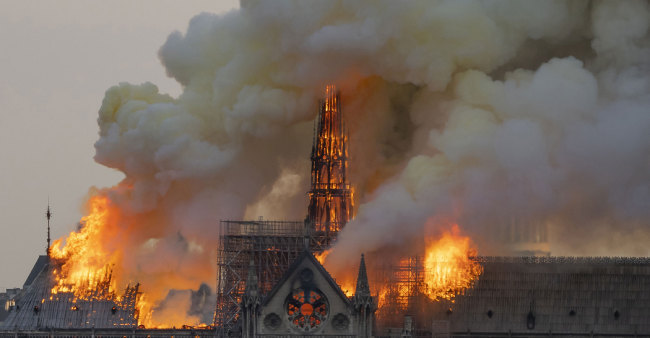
[{"xmin": 285, "ymin": 287, "xmax": 328, "ymax": 331}]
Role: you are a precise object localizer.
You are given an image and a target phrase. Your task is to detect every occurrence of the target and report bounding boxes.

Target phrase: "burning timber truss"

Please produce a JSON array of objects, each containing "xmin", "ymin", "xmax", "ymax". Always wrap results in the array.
[{"xmin": 1, "ymin": 257, "xmax": 140, "ymax": 329}]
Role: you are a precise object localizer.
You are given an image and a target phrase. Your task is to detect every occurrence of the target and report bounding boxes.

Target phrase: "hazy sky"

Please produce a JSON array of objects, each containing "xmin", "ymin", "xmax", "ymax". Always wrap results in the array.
[{"xmin": 0, "ymin": 0, "xmax": 238, "ymax": 290}]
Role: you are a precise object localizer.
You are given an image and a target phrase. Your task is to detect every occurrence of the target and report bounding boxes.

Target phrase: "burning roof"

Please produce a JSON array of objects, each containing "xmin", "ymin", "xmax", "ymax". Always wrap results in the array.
[{"xmin": 0, "ymin": 257, "xmax": 139, "ymax": 329}]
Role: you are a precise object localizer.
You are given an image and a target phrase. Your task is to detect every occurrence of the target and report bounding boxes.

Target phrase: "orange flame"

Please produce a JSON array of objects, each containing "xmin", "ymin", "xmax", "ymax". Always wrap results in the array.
[
  {"xmin": 135, "ymin": 294, "xmax": 154, "ymax": 327},
  {"xmin": 338, "ymin": 281, "xmax": 354, "ymax": 298},
  {"xmin": 314, "ymin": 249, "xmax": 330, "ymax": 265},
  {"xmin": 422, "ymin": 224, "xmax": 482, "ymax": 302},
  {"xmin": 50, "ymin": 195, "xmax": 121, "ymax": 299},
  {"xmin": 48, "ymin": 194, "xmax": 158, "ymax": 327},
  {"xmin": 320, "ymin": 224, "xmax": 481, "ymax": 323},
  {"xmin": 315, "ymin": 249, "xmax": 354, "ymax": 297},
  {"xmin": 48, "ymin": 193, "xmax": 213, "ymax": 329}
]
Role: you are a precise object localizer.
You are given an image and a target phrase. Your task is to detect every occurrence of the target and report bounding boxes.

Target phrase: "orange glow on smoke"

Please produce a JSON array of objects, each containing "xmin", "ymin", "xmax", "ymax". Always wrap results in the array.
[
  {"xmin": 316, "ymin": 250, "xmax": 354, "ymax": 297},
  {"xmin": 47, "ymin": 193, "xmax": 213, "ymax": 329},
  {"xmin": 423, "ymin": 224, "xmax": 482, "ymax": 302},
  {"xmin": 339, "ymin": 281, "xmax": 354, "ymax": 298},
  {"xmin": 376, "ymin": 287, "xmax": 389, "ymax": 310}
]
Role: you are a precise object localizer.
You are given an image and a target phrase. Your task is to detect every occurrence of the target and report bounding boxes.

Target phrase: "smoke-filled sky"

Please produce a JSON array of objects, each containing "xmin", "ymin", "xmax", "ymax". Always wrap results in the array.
[
  {"xmin": 0, "ymin": 0, "xmax": 238, "ymax": 290},
  {"xmin": 2, "ymin": 0, "xmax": 650, "ymax": 321}
]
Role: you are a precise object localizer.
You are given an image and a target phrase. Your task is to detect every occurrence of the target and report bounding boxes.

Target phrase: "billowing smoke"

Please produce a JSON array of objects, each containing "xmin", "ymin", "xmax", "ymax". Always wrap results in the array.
[{"xmin": 79, "ymin": 0, "xmax": 650, "ymax": 324}]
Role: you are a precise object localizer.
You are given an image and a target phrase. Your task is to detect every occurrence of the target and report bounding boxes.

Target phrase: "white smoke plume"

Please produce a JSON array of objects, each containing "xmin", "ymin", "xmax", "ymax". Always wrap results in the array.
[{"xmin": 85, "ymin": 0, "xmax": 650, "ymax": 323}]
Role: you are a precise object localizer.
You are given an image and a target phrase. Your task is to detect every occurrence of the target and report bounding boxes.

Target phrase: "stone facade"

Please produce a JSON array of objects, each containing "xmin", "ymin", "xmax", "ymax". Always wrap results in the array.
[{"xmin": 241, "ymin": 251, "xmax": 375, "ymax": 337}]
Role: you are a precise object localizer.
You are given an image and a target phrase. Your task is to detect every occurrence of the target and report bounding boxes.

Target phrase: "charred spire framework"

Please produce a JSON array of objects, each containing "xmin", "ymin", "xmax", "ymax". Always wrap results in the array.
[{"xmin": 307, "ymin": 85, "xmax": 354, "ymax": 251}]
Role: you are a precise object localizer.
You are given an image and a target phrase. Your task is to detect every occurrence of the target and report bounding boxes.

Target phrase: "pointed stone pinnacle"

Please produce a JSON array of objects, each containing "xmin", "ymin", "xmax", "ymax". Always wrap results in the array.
[{"xmin": 355, "ymin": 253, "xmax": 370, "ymax": 297}]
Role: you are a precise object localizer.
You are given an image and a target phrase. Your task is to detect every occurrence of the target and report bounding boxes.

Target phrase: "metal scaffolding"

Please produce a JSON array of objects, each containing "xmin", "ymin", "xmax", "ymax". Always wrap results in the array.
[
  {"xmin": 374, "ymin": 256, "xmax": 431, "ymax": 330},
  {"xmin": 215, "ymin": 220, "xmax": 307, "ymax": 335}
]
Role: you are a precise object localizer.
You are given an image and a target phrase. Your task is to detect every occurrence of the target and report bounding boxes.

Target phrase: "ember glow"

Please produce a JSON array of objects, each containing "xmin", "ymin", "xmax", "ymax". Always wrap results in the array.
[{"xmin": 423, "ymin": 225, "xmax": 483, "ymax": 302}]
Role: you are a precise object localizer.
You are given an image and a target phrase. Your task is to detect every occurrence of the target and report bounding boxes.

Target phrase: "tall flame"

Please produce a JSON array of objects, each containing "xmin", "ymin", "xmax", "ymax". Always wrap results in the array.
[
  {"xmin": 50, "ymin": 195, "xmax": 121, "ymax": 299},
  {"xmin": 322, "ymin": 224, "xmax": 482, "ymax": 314},
  {"xmin": 423, "ymin": 224, "xmax": 482, "ymax": 302},
  {"xmin": 47, "ymin": 194, "xmax": 158, "ymax": 326},
  {"xmin": 47, "ymin": 193, "xmax": 206, "ymax": 328}
]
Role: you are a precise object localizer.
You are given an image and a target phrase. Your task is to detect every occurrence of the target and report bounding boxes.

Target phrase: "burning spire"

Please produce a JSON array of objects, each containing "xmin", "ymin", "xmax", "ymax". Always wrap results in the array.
[{"xmin": 307, "ymin": 85, "xmax": 353, "ymax": 251}]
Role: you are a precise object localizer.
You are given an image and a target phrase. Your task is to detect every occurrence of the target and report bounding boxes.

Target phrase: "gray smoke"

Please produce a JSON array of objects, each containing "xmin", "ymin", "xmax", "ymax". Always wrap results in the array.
[{"xmin": 89, "ymin": 0, "xmax": 650, "ymax": 323}]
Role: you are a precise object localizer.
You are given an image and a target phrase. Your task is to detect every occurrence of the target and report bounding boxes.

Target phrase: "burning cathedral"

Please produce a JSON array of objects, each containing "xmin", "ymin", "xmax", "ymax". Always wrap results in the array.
[
  {"xmin": 2, "ymin": 86, "xmax": 650, "ymax": 337},
  {"xmin": 216, "ymin": 85, "xmax": 373, "ymax": 337},
  {"xmin": 215, "ymin": 86, "xmax": 650, "ymax": 337}
]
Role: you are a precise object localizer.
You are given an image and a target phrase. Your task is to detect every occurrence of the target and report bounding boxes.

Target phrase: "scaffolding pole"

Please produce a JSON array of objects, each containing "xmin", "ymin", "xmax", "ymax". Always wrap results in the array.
[{"xmin": 215, "ymin": 220, "xmax": 307, "ymax": 335}]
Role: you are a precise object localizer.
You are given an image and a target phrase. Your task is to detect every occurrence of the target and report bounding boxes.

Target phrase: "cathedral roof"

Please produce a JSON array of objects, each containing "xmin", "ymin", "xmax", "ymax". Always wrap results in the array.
[
  {"xmin": 1, "ymin": 257, "xmax": 138, "ymax": 329},
  {"xmin": 23, "ymin": 255, "xmax": 48, "ymax": 288}
]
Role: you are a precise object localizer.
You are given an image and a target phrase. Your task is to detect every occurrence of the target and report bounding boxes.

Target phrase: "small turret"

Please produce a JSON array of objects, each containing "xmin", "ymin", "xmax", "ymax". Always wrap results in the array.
[
  {"xmin": 353, "ymin": 254, "xmax": 376, "ymax": 337},
  {"xmin": 355, "ymin": 254, "xmax": 371, "ymax": 298}
]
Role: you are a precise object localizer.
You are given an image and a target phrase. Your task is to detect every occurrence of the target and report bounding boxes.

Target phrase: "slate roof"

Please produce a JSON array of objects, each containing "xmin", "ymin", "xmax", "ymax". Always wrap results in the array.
[
  {"xmin": 440, "ymin": 256, "xmax": 650, "ymax": 334},
  {"xmin": 23, "ymin": 255, "xmax": 48, "ymax": 288}
]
